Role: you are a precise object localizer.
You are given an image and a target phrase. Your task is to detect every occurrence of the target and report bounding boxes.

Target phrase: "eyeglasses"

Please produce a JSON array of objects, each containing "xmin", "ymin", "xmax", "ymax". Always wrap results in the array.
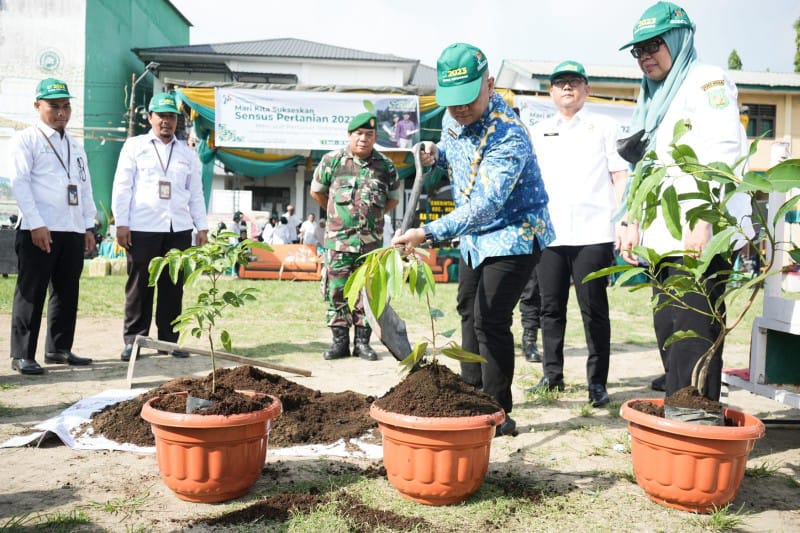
[
  {"xmin": 630, "ymin": 38, "xmax": 664, "ymax": 59},
  {"xmin": 551, "ymin": 77, "xmax": 585, "ymax": 89}
]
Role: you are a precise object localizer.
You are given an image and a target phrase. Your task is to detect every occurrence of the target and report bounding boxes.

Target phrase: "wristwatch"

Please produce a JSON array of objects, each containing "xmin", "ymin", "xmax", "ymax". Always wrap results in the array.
[{"xmin": 423, "ymin": 226, "xmax": 435, "ymax": 247}]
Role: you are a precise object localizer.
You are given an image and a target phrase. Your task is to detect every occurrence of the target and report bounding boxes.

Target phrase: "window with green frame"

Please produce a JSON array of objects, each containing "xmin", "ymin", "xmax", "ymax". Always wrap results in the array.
[{"xmin": 743, "ymin": 103, "xmax": 776, "ymax": 139}]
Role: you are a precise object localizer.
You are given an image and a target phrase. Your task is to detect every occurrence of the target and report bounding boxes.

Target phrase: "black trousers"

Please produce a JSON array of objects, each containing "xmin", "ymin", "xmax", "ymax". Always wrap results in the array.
[
  {"xmin": 458, "ymin": 249, "xmax": 539, "ymax": 414},
  {"xmin": 653, "ymin": 255, "xmax": 728, "ymax": 401},
  {"xmin": 10, "ymin": 230, "xmax": 85, "ymax": 360},
  {"xmin": 538, "ymin": 243, "xmax": 614, "ymax": 386},
  {"xmin": 123, "ymin": 230, "xmax": 192, "ymax": 345},
  {"xmin": 519, "ymin": 267, "xmax": 541, "ymax": 331}
]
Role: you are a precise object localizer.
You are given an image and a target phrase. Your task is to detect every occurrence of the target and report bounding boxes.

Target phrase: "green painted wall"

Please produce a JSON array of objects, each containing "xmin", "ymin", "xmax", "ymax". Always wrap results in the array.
[{"xmin": 83, "ymin": 0, "xmax": 189, "ymax": 226}]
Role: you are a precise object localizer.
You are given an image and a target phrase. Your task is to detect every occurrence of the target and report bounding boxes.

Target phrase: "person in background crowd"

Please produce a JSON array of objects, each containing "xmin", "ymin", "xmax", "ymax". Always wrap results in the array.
[
  {"xmin": 525, "ymin": 60, "xmax": 628, "ymax": 408},
  {"xmin": 393, "ymin": 43, "xmax": 554, "ymax": 436},
  {"xmin": 112, "ymin": 92, "xmax": 209, "ymax": 362},
  {"xmin": 260, "ymin": 216, "xmax": 277, "ymax": 243},
  {"xmin": 272, "ymin": 216, "xmax": 292, "ymax": 244},
  {"xmin": 617, "ymin": 2, "xmax": 751, "ymax": 400},
  {"xmin": 282, "ymin": 204, "xmax": 301, "ymax": 243},
  {"xmin": 311, "ymin": 112, "xmax": 400, "ymax": 362},
  {"xmin": 299, "ymin": 213, "xmax": 319, "ymax": 246},
  {"xmin": 9, "ymin": 78, "xmax": 96, "ymax": 374}
]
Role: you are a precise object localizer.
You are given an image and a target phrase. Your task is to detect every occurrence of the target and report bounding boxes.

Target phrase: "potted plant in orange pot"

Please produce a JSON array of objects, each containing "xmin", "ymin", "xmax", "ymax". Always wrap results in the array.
[
  {"xmin": 140, "ymin": 231, "xmax": 282, "ymax": 503},
  {"xmin": 345, "ymin": 246, "xmax": 504, "ymax": 506},
  {"xmin": 586, "ymin": 124, "xmax": 800, "ymax": 512}
]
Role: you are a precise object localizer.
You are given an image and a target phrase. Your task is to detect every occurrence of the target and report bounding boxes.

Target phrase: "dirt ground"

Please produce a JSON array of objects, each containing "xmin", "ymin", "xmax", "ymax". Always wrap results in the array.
[{"xmin": 1, "ymin": 314, "xmax": 799, "ymax": 531}]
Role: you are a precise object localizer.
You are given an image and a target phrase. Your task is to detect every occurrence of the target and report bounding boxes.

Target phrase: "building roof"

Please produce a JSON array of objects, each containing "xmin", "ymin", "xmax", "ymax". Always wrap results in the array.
[
  {"xmin": 134, "ymin": 37, "xmax": 416, "ymax": 63},
  {"xmin": 499, "ymin": 60, "xmax": 800, "ymax": 93}
]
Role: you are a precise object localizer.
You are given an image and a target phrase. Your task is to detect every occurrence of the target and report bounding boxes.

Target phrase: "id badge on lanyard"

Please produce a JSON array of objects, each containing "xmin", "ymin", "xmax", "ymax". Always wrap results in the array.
[
  {"xmin": 153, "ymin": 140, "xmax": 175, "ymax": 200},
  {"xmin": 67, "ymin": 184, "xmax": 79, "ymax": 206},
  {"xmin": 159, "ymin": 180, "xmax": 171, "ymax": 199}
]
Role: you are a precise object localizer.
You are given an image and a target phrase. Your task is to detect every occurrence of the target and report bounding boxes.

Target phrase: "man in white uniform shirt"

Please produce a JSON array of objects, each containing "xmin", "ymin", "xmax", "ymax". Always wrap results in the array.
[
  {"xmin": 527, "ymin": 61, "xmax": 628, "ymax": 407},
  {"xmin": 9, "ymin": 78, "xmax": 96, "ymax": 374},
  {"xmin": 112, "ymin": 93, "xmax": 209, "ymax": 361},
  {"xmin": 299, "ymin": 213, "xmax": 318, "ymax": 245},
  {"xmin": 283, "ymin": 204, "xmax": 301, "ymax": 243}
]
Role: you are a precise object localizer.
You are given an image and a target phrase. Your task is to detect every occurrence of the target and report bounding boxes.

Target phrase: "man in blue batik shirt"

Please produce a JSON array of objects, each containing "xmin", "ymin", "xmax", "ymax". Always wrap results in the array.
[{"xmin": 394, "ymin": 43, "xmax": 555, "ymax": 437}]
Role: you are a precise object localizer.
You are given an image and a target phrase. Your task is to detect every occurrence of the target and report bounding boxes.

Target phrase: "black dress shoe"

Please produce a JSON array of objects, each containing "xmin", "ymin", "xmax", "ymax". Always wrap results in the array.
[
  {"xmin": 120, "ymin": 344, "xmax": 133, "ymax": 362},
  {"xmin": 495, "ymin": 415, "xmax": 517, "ymax": 437},
  {"xmin": 588, "ymin": 384, "xmax": 610, "ymax": 407},
  {"xmin": 171, "ymin": 350, "xmax": 190, "ymax": 358},
  {"xmin": 11, "ymin": 358, "xmax": 45, "ymax": 375},
  {"xmin": 44, "ymin": 351, "xmax": 92, "ymax": 365},
  {"xmin": 527, "ymin": 376, "xmax": 565, "ymax": 393},
  {"xmin": 650, "ymin": 374, "xmax": 667, "ymax": 392}
]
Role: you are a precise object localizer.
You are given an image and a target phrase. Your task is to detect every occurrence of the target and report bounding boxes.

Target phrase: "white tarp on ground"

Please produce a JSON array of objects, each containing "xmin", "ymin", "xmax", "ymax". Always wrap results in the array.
[{"xmin": 0, "ymin": 389, "xmax": 382, "ymax": 459}]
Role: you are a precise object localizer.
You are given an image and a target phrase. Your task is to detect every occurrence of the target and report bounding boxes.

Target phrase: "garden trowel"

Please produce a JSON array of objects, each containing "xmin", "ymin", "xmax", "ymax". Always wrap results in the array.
[{"xmin": 363, "ymin": 143, "xmax": 432, "ymax": 361}]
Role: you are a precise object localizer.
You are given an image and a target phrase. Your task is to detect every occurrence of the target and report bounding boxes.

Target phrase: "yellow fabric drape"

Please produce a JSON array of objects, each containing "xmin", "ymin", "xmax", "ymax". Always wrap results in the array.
[{"xmin": 180, "ymin": 87, "xmax": 215, "ymax": 108}]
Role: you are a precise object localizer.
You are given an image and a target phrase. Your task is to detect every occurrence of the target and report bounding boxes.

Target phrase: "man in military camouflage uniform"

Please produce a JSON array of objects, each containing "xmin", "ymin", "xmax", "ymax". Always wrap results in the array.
[{"xmin": 310, "ymin": 112, "xmax": 400, "ymax": 361}]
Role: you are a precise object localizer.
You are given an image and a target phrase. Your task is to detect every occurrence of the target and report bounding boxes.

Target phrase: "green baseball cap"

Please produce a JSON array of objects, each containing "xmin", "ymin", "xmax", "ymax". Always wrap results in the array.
[
  {"xmin": 148, "ymin": 92, "xmax": 179, "ymax": 113},
  {"xmin": 347, "ymin": 112, "xmax": 376, "ymax": 133},
  {"xmin": 620, "ymin": 1, "xmax": 693, "ymax": 49},
  {"xmin": 36, "ymin": 78, "xmax": 73, "ymax": 100},
  {"xmin": 550, "ymin": 60, "xmax": 587, "ymax": 83},
  {"xmin": 435, "ymin": 43, "xmax": 488, "ymax": 107}
]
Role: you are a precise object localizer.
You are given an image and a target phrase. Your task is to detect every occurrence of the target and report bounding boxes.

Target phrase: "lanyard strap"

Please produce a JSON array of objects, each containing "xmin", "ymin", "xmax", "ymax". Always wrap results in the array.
[
  {"xmin": 38, "ymin": 128, "xmax": 71, "ymax": 181},
  {"xmin": 151, "ymin": 140, "xmax": 175, "ymax": 176}
]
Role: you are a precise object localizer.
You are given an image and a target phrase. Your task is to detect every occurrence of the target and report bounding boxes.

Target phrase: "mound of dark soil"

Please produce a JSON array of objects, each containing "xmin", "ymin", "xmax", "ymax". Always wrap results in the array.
[
  {"xmin": 374, "ymin": 363, "xmax": 502, "ymax": 417},
  {"xmin": 89, "ymin": 365, "xmax": 376, "ymax": 448},
  {"xmin": 664, "ymin": 386, "xmax": 724, "ymax": 411},
  {"xmin": 192, "ymin": 489, "xmax": 430, "ymax": 531}
]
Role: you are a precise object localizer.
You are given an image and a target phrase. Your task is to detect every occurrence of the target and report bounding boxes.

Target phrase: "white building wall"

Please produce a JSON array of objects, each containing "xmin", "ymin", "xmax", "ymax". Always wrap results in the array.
[{"xmin": 0, "ymin": 0, "xmax": 87, "ymax": 179}]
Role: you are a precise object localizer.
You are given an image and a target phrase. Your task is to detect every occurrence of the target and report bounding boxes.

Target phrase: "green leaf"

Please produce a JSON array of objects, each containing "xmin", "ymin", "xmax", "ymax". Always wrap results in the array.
[
  {"xmin": 662, "ymin": 329, "xmax": 705, "ymax": 350},
  {"xmin": 440, "ymin": 328, "xmax": 456, "ymax": 339},
  {"xmin": 613, "ymin": 267, "xmax": 648, "ymax": 286},
  {"xmin": 661, "ymin": 185, "xmax": 682, "ymax": 240},
  {"xmin": 441, "ymin": 343, "xmax": 486, "ymax": 363},
  {"xmin": 789, "ymin": 248, "xmax": 800, "ymax": 264},
  {"xmin": 167, "ymin": 252, "xmax": 182, "ymax": 285},
  {"xmin": 671, "ymin": 119, "xmax": 690, "ymax": 144},
  {"xmin": 429, "ymin": 308, "xmax": 444, "ymax": 319},
  {"xmin": 583, "ymin": 264, "xmax": 634, "ymax": 283},
  {"xmin": 773, "ymin": 195, "xmax": 800, "ymax": 228},
  {"xmin": 698, "ymin": 227, "xmax": 737, "ymax": 267},
  {"xmin": 766, "ymin": 159, "xmax": 800, "ymax": 192},
  {"xmin": 363, "ymin": 100, "xmax": 375, "ymax": 112},
  {"xmin": 147, "ymin": 257, "xmax": 166, "ymax": 287},
  {"xmin": 737, "ymin": 171, "xmax": 773, "ymax": 194},
  {"xmin": 399, "ymin": 342, "xmax": 428, "ymax": 372},
  {"xmin": 344, "ymin": 264, "xmax": 367, "ymax": 310},
  {"xmin": 220, "ymin": 330, "xmax": 232, "ymax": 353}
]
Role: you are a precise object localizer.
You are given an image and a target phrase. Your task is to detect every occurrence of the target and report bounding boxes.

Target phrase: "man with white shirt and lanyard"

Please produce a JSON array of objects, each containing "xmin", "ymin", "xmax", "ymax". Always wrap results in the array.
[
  {"xmin": 527, "ymin": 61, "xmax": 628, "ymax": 407},
  {"xmin": 112, "ymin": 92, "xmax": 209, "ymax": 361},
  {"xmin": 9, "ymin": 78, "xmax": 96, "ymax": 374}
]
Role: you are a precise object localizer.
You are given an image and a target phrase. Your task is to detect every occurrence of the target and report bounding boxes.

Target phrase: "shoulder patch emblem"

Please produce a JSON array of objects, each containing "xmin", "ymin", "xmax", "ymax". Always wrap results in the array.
[
  {"xmin": 706, "ymin": 87, "xmax": 730, "ymax": 110},
  {"xmin": 701, "ymin": 79, "xmax": 725, "ymax": 91}
]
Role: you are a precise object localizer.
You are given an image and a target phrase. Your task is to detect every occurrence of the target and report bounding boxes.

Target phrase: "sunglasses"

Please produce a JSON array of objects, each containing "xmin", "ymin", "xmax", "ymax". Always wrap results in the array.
[
  {"xmin": 552, "ymin": 77, "xmax": 585, "ymax": 89},
  {"xmin": 630, "ymin": 38, "xmax": 665, "ymax": 59}
]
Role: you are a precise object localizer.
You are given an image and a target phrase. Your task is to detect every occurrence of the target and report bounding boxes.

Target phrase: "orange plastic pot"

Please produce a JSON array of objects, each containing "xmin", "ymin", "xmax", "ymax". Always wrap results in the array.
[
  {"xmin": 141, "ymin": 391, "xmax": 282, "ymax": 503},
  {"xmin": 370, "ymin": 403, "xmax": 504, "ymax": 506},
  {"xmin": 620, "ymin": 398, "xmax": 765, "ymax": 513}
]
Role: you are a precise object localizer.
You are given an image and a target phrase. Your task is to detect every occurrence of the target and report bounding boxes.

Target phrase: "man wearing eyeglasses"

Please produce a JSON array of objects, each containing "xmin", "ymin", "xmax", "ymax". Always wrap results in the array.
[
  {"xmin": 112, "ymin": 93, "xmax": 209, "ymax": 362},
  {"xmin": 617, "ymin": 2, "xmax": 750, "ymax": 401},
  {"xmin": 525, "ymin": 61, "xmax": 628, "ymax": 408},
  {"xmin": 393, "ymin": 43, "xmax": 555, "ymax": 436}
]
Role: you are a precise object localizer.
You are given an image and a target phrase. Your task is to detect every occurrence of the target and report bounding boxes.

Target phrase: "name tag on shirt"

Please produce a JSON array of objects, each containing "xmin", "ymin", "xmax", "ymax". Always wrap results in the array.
[
  {"xmin": 543, "ymin": 132, "xmax": 559, "ymax": 137},
  {"xmin": 67, "ymin": 184, "xmax": 79, "ymax": 206},
  {"xmin": 159, "ymin": 180, "xmax": 171, "ymax": 200}
]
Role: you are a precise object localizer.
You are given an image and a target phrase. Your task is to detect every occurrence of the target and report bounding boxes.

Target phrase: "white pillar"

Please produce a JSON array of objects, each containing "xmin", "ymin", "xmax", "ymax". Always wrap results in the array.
[{"xmin": 294, "ymin": 165, "xmax": 305, "ymax": 215}]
